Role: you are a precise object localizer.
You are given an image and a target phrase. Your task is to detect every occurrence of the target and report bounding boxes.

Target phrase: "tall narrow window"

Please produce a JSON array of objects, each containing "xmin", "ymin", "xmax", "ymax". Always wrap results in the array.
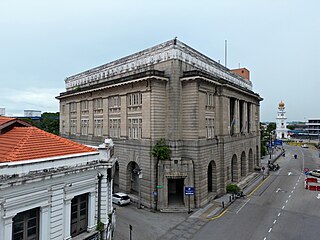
[
  {"xmin": 71, "ymin": 193, "xmax": 88, "ymax": 237},
  {"xmin": 81, "ymin": 119, "xmax": 89, "ymax": 135},
  {"xmin": 128, "ymin": 117, "xmax": 142, "ymax": 139},
  {"xmin": 206, "ymin": 117, "xmax": 214, "ymax": 139},
  {"xmin": 94, "ymin": 119, "xmax": 103, "ymax": 136},
  {"xmin": 12, "ymin": 208, "xmax": 40, "ymax": 240}
]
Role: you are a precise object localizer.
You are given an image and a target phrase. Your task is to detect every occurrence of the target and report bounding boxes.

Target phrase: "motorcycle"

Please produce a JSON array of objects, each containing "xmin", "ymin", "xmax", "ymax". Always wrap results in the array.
[{"xmin": 268, "ymin": 163, "xmax": 280, "ymax": 171}]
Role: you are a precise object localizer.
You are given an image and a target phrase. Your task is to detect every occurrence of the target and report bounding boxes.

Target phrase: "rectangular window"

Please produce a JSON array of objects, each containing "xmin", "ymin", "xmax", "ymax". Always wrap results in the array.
[
  {"xmin": 128, "ymin": 117, "xmax": 142, "ymax": 139},
  {"xmin": 128, "ymin": 92, "xmax": 142, "ymax": 107},
  {"xmin": 93, "ymin": 98, "xmax": 103, "ymax": 110},
  {"xmin": 12, "ymin": 208, "xmax": 40, "ymax": 240},
  {"xmin": 71, "ymin": 193, "xmax": 88, "ymax": 237},
  {"xmin": 109, "ymin": 96, "xmax": 121, "ymax": 114},
  {"xmin": 70, "ymin": 119, "xmax": 77, "ymax": 135},
  {"xmin": 109, "ymin": 118, "xmax": 120, "ymax": 138},
  {"xmin": 62, "ymin": 120, "xmax": 65, "ymax": 135},
  {"xmin": 206, "ymin": 92, "xmax": 214, "ymax": 106},
  {"xmin": 81, "ymin": 100, "xmax": 89, "ymax": 111},
  {"xmin": 70, "ymin": 102, "xmax": 77, "ymax": 113},
  {"xmin": 81, "ymin": 119, "xmax": 89, "ymax": 135},
  {"xmin": 94, "ymin": 119, "xmax": 103, "ymax": 136},
  {"xmin": 206, "ymin": 117, "xmax": 214, "ymax": 139}
]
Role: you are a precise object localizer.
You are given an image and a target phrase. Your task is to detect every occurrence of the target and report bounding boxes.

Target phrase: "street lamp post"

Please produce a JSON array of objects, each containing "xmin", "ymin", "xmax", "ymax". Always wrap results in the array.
[{"xmin": 133, "ymin": 167, "xmax": 142, "ymax": 209}]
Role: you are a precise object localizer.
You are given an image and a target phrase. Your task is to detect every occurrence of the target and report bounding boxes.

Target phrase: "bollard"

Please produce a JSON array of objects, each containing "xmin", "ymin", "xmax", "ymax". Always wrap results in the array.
[
  {"xmin": 229, "ymin": 196, "xmax": 232, "ymax": 202},
  {"xmin": 222, "ymin": 201, "xmax": 225, "ymax": 208}
]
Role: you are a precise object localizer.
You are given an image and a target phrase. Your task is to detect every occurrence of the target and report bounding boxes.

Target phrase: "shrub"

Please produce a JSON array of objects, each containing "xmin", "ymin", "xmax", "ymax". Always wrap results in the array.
[{"xmin": 226, "ymin": 183, "xmax": 240, "ymax": 194}]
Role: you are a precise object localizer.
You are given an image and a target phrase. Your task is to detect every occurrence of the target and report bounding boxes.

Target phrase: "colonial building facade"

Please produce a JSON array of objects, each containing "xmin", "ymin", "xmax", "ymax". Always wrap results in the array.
[
  {"xmin": 57, "ymin": 39, "xmax": 262, "ymax": 211},
  {"xmin": 0, "ymin": 117, "xmax": 116, "ymax": 240}
]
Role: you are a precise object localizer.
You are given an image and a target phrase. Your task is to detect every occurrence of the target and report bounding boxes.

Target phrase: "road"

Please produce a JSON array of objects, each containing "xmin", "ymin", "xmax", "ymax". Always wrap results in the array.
[{"xmin": 193, "ymin": 145, "xmax": 320, "ymax": 240}]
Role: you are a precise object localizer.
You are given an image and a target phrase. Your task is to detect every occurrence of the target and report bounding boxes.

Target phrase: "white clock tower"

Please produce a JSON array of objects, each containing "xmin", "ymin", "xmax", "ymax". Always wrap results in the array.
[{"xmin": 276, "ymin": 101, "xmax": 288, "ymax": 139}]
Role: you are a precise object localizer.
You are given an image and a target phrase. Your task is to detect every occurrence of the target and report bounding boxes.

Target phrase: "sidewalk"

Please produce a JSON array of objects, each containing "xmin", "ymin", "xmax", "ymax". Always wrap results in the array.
[{"xmin": 159, "ymin": 172, "xmax": 264, "ymax": 240}]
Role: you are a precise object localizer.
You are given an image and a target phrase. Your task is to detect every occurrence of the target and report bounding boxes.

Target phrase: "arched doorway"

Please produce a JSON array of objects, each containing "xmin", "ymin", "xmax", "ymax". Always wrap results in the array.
[
  {"xmin": 241, "ymin": 151, "xmax": 246, "ymax": 177},
  {"xmin": 256, "ymin": 145, "xmax": 259, "ymax": 166},
  {"xmin": 113, "ymin": 161, "xmax": 119, "ymax": 193},
  {"xmin": 126, "ymin": 162, "xmax": 141, "ymax": 196},
  {"xmin": 231, "ymin": 155, "xmax": 238, "ymax": 182},
  {"xmin": 208, "ymin": 161, "xmax": 217, "ymax": 193},
  {"xmin": 248, "ymin": 149, "xmax": 254, "ymax": 172}
]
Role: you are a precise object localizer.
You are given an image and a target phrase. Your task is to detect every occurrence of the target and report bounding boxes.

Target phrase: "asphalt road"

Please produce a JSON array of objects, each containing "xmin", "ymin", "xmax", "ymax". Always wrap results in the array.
[{"xmin": 193, "ymin": 145, "xmax": 320, "ymax": 240}]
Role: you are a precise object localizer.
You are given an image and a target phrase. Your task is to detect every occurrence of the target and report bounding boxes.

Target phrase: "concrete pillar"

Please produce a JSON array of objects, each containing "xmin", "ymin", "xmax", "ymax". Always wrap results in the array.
[
  {"xmin": 40, "ymin": 205, "xmax": 50, "ymax": 239},
  {"xmin": 4, "ymin": 217, "xmax": 13, "ymax": 240},
  {"xmin": 63, "ymin": 199, "xmax": 72, "ymax": 240},
  {"xmin": 87, "ymin": 191, "xmax": 96, "ymax": 231},
  {"xmin": 88, "ymin": 100, "xmax": 94, "ymax": 136}
]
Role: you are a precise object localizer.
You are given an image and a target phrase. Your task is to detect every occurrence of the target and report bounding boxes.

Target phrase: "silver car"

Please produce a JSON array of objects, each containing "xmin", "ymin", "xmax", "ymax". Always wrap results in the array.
[{"xmin": 112, "ymin": 192, "xmax": 130, "ymax": 206}]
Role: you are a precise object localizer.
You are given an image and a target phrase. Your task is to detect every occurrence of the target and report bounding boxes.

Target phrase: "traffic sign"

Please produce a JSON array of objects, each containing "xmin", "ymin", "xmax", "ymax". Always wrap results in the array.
[{"xmin": 184, "ymin": 186, "xmax": 195, "ymax": 195}]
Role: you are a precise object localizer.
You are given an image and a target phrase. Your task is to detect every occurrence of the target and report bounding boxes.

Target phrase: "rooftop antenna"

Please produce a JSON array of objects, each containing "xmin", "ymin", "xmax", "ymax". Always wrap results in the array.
[{"xmin": 224, "ymin": 40, "xmax": 227, "ymax": 67}]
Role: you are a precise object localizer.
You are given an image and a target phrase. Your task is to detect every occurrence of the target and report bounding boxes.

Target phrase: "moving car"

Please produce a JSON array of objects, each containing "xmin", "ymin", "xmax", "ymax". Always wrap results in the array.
[
  {"xmin": 309, "ymin": 169, "xmax": 320, "ymax": 178},
  {"xmin": 301, "ymin": 144, "xmax": 308, "ymax": 148},
  {"xmin": 112, "ymin": 192, "xmax": 130, "ymax": 206}
]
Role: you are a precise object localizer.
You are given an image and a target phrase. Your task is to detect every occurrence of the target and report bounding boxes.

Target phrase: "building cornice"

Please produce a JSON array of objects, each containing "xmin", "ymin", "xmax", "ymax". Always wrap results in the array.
[{"xmin": 64, "ymin": 39, "xmax": 252, "ymax": 92}]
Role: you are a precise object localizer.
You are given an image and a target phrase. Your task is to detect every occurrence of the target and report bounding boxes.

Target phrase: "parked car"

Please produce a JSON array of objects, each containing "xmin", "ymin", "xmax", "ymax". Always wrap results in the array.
[
  {"xmin": 309, "ymin": 169, "xmax": 320, "ymax": 178},
  {"xmin": 112, "ymin": 192, "xmax": 130, "ymax": 206},
  {"xmin": 301, "ymin": 144, "xmax": 308, "ymax": 148}
]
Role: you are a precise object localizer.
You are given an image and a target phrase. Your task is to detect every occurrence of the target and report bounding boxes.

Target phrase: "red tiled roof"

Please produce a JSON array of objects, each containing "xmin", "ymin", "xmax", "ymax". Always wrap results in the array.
[
  {"xmin": 0, "ymin": 127, "xmax": 97, "ymax": 163},
  {"xmin": 0, "ymin": 116, "xmax": 15, "ymax": 125}
]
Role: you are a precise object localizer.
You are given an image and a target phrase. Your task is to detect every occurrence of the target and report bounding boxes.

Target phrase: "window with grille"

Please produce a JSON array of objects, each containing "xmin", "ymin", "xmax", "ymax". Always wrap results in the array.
[
  {"xmin": 93, "ymin": 98, "xmax": 103, "ymax": 111},
  {"xmin": 128, "ymin": 118, "xmax": 142, "ymax": 139},
  {"xmin": 81, "ymin": 119, "xmax": 89, "ymax": 135},
  {"xmin": 206, "ymin": 117, "xmax": 214, "ymax": 139},
  {"xmin": 81, "ymin": 100, "xmax": 89, "ymax": 112},
  {"xmin": 12, "ymin": 208, "xmax": 40, "ymax": 240},
  {"xmin": 128, "ymin": 92, "xmax": 142, "ymax": 106},
  {"xmin": 109, "ymin": 96, "xmax": 121, "ymax": 114},
  {"xmin": 70, "ymin": 119, "xmax": 77, "ymax": 135},
  {"xmin": 109, "ymin": 118, "xmax": 120, "ymax": 138},
  {"xmin": 70, "ymin": 102, "xmax": 77, "ymax": 113},
  {"xmin": 71, "ymin": 193, "xmax": 88, "ymax": 237},
  {"xmin": 94, "ymin": 119, "xmax": 103, "ymax": 136}
]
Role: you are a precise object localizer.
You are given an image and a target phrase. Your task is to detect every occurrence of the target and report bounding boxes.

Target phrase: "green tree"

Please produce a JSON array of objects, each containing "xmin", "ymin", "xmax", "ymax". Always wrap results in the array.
[{"xmin": 152, "ymin": 139, "xmax": 171, "ymax": 160}]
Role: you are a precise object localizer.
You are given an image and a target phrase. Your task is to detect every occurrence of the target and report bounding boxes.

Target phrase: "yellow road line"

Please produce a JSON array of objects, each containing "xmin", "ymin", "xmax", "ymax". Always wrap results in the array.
[
  {"xmin": 209, "ymin": 209, "xmax": 228, "ymax": 221},
  {"xmin": 248, "ymin": 175, "xmax": 271, "ymax": 197}
]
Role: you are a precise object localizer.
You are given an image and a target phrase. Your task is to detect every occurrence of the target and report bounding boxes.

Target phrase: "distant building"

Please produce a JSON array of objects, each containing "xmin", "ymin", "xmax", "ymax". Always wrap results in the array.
[
  {"xmin": 0, "ymin": 116, "xmax": 116, "ymax": 240},
  {"xmin": 57, "ymin": 39, "xmax": 262, "ymax": 211},
  {"xmin": 0, "ymin": 108, "xmax": 5, "ymax": 116},
  {"xmin": 305, "ymin": 118, "xmax": 320, "ymax": 140},
  {"xmin": 276, "ymin": 101, "xmax": 289, "ymax": 139},
  {"xmin": 24, "ymin": 110, "xmax": 41, "ymax": 117}
]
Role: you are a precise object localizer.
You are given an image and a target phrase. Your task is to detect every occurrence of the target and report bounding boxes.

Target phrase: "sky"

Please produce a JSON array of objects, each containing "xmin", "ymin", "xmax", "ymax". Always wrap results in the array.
[{"xmin": 0, "ymin": 0, "xmax": 319, "ymax": 122}]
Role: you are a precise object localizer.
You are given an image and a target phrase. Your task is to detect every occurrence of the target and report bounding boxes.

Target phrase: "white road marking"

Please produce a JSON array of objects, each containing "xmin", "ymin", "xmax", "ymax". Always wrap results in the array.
[
  {"xmin": 264, "ymin": 237, "xmax": 267, "ymax": 240},
  {"xmin": 294, "ymin": 186, "xmax": 296, "ymax": 189},
  {"xmin": 268, "ymin": 228, "xmax": 272, "ymax": 233},
  {"xmin": 236, "ymin": 199, "xmax": 250, "ymax": 214},
  {"xmin": 295, "ymin": 183, "xmax": 298, "ymax": 186},
  {"xmin": 276, "ymin": 188, "xmax": 282, "ymax": 193},
  {"xmin": 289, "ymin": 195, "xmax": 291, "ymax": 198},
  {"xmin": 286, "ymin": 200, "xmax": 288, "ymax": 203},
  {"xmin": 288, "ymin": 172, "xmax": 292, "ymax": 176},
  {"xmin": 291, "ymin": 190, "xmax": 294, "ymax": 193},
  {"xmin": 273, "ymin": 220, "xmax": 277, "ymax": 224},
  {"xmin": 278, "ymin": 212, "xmax": 281, "ymax": 217},
  {"xmin": 317, "ymin": 194, "xmax": 320, "ymax": 199},
  {"xmin": 282, "ymin": 205, "xmax": 285, "ymax": 209}
]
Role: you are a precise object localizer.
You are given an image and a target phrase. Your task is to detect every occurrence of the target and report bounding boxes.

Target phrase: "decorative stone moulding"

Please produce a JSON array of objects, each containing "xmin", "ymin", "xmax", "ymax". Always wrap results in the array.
[{"xmin": 65, "ymin": 40, "xmax": 252, "ymax": 91}]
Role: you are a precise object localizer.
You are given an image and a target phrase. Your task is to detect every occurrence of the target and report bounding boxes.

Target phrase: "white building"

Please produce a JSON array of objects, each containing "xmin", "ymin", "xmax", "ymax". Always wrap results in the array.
[
  {"xmin": 24, "ymin": 110, "xmax": 41, "ymax": 117},
  {"xmin": 276, "ymin": 101, "xmax": 289, "ymax": 139},
  {"xmin": 305, "ymin": 118, "xmax": 320, "ymax": 140},
  {"xmin": 0, "ymin": 116, "xmax": 116, "ymax": 240}
]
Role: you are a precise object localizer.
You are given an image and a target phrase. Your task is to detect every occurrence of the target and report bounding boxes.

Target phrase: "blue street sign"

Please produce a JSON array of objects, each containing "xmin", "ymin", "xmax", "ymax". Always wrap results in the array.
[
  {"xmin": 274, "ymin": 139, "xmax": 283, "ymax": 146},
  {"xmin": 185, "ymin": 186, "xmax": 195, "ymax": 195}
]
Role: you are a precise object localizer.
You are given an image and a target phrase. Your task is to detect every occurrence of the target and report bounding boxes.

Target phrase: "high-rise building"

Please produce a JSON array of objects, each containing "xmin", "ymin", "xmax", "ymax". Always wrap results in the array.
[{"xmin": 57, "ymin": 39, "xmax": 262, "ymax": 211}]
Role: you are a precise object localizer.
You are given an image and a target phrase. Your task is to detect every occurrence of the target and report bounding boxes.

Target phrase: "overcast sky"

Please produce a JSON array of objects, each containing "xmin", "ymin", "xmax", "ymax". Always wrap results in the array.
[{"xmin": 1, "ymin": 0, "xmax": 319, "ymax": 121}]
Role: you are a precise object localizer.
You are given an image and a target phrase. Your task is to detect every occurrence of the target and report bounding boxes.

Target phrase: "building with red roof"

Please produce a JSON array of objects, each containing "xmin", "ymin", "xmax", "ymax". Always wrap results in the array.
[{"xmin": 0, "ymin": 116, "xmax": 116, "ymax": 240}]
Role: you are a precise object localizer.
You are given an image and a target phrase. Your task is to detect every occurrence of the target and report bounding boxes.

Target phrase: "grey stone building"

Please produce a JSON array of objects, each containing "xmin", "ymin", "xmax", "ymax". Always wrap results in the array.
[{"xmin": 57, "ymin": 39, "xmax": 262, "ymax": 211}]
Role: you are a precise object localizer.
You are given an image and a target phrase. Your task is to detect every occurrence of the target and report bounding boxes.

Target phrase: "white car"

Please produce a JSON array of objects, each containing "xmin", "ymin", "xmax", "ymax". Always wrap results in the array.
[
  {"xmin": 309, "ymin": 169, "xmax": 320, "ymax": 178},
  {"xmin": 301, "ymin": 144, "xmax": 308, "ymax": 148},
  {"xmin": 112, "ymin": 192, "xmax": 130, "ymax": 206}
]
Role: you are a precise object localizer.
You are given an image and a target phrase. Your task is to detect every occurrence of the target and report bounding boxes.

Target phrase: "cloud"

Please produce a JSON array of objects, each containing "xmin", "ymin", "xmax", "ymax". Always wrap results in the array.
[{"xmin": 1, "ymin": 88, "xmax": 63, "ymax": 116}]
